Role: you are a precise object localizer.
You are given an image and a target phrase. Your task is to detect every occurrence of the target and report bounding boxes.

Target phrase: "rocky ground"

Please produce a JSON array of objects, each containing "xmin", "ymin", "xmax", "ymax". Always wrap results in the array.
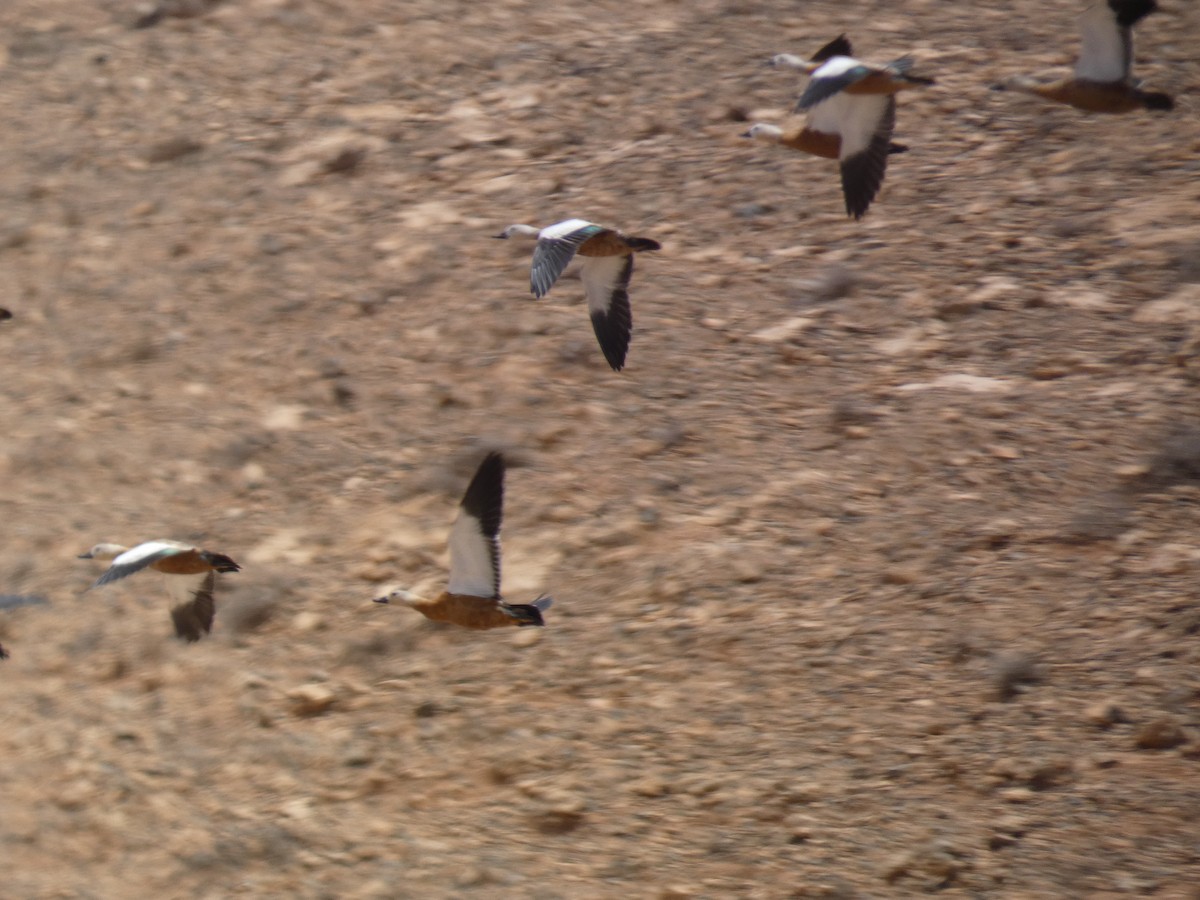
[{"xmin": 2, "ymin": 0, "xmax": 1200, "ymax": 896}]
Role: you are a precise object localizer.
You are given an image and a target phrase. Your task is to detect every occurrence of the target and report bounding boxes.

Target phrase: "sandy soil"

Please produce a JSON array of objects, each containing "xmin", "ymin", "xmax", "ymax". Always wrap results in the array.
[{"xmin": 2, "ymin": 0, "xmax": 1199, "ymax": 896}]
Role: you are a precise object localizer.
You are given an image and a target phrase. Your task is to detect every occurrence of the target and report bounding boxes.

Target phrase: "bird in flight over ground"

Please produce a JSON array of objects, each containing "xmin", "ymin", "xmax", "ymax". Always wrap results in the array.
[
  {"xmin": 751, "ymin": 36, "xmax": 924, "ymax": 219},
  {"xmin": 495, "ymin": 219, "xmax": 660, "ymax": 372},
  {"xmin": 374, "ymin": 451, "xmax": 552, "ymax": 629},
  {"xmin": 992, "ymin": 0, "xmax": 1173, "ymax": 113},
  {"xmin": 79, "ymin": 540, "xmax": 241, "ymax": 642}
]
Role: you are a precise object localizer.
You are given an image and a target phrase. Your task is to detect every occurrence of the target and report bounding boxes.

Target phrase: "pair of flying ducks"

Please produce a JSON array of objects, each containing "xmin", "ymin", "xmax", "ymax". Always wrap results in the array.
[
  {"xmin": 68, "ymin": 452, "xmax": 549, "ymax": 649},
  {"xmin": 745, "ymin": 0, "xmax": 1173, "ymax": 219}
]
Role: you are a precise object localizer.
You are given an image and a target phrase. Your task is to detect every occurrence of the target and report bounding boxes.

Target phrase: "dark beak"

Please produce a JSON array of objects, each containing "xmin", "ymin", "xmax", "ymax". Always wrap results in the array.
[
  {"xmin": 77, "ymin": 553, "xmax": 93, "ymax": 559},
  {"xmin": 373, "ymin": 596, "xmax": 389, "ymax": 604},
  {"xmin": 492, "ymin": 232, "xmax": 509, "ymax": 240},
  {"xmin": 740, "ymin": 130, "xmax": 754, "ymax": 138}
]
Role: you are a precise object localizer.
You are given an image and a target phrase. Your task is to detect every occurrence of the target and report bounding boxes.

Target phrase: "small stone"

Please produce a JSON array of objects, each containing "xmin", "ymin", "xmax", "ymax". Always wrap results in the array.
[
  {"xmin": 882, "ymin": 565, "xmax": 921, "ymax": 586},
  {"xmin": 240, "ymin": 462, "xmax": 267, "ymax": 489},
  {"xmin": 527, "ymin": 793, "xmax": 587, "ymax": 835},
  {"xmin": 751, "ymin": 316, "xmax": 815, "ymax": 343},
  {"xmin": 287, "ymin": 683, "xmax": 336, "ymax": 717},
  {"xmin": 992, "ymin": 652, "xmax": 1042, "ymax": 701},
  {"xmin": 263, "ymin": 404, "xmax": 307, "ymax": 431},
  {"xmin": 1084, "ymin": 700, "xmax": 1127, "ymax": 728},
  {"xmin": 1135, "ymin": 718, "xmax": 1187, "ymax": 750},
  {"xmin": 999, "ymin": 787, "xmax": 1035, "ymax": 803},
  {"xmin": 1132, "ymin": 284, "xmax": 1200, "ymax": 324},
  {"xmin": 292, "ymin": 611, "xmax": 324, "ymax": 633},
  {"xmin": 631, "ymin": 777, "xmax": 669, "ymax": 798},
  {"xmin": 144, "ymin": 136, "xmax": 203, "ymax": 163},
  {"xmin": 511, "ymin": 628, "xmax": 543, "ymax": 648},
  {"xmin": 733, "ymin": 202, "xmax": 773, "ymax": 219}
]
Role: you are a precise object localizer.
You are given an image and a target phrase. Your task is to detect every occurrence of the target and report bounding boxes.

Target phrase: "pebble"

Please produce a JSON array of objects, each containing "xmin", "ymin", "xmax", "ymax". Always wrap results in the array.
[
  {"xmin": 1134, "ymin": 718, "xmax": 1187, "ymax": 751},
  {"xmin": 1084, "ymin": 700, "xmax": 1127, "ymax": 728},
  {"xmin": 287, "ymin": 683, "xmax": 337, "ymax": 717}
]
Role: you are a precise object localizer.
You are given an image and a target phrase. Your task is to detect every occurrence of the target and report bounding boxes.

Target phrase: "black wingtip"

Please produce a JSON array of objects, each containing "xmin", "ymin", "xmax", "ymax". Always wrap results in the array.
[
  {"xmin": 171, "ymin": 600, "xmax": 214, "ymax": 643},
  {"xmin": 590, "ymin": 304, "xmax": 632, "ymax": 372},
  {"xmin": 461, "ymin": 452, "xmax": 505, "ymax": 538},
  {"xmin": 810, "ymin": 34, "xmax": 852, "ymax": 63},
  {"xmin": 0, "ymin": 308, "xmax": 12, "ymax": 322},
  {"xmin": 0, "ymin": 643, "xmax": 8, "ymax": 660},
  {"xmin": 1109, "ymin": 0, "xmax": 1158, "ymax": 29},
  {"xmin": 201, "ymin": 552, "xmax": 241, "ymax": 574}
]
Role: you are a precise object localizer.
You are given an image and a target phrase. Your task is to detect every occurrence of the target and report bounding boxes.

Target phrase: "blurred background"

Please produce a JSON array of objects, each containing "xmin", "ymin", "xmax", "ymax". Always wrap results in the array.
[{"xmin": 1, "ymin": 0, "xmax": 1198, "ymax": 896}]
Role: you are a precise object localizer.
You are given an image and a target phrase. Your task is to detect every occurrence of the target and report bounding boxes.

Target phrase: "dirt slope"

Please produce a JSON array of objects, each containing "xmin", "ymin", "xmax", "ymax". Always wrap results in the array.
[{"xmin": 2, "ymin": 0, "xmax": 1199, "ymax": 896}]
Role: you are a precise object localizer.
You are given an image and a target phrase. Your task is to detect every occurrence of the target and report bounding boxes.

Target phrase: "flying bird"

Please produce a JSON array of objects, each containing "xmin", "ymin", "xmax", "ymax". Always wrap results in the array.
[
  {"xmin": 992, "ymin": 0, "xmax": 1173, "ymax": 113},
  {"xmin": 79, "ymin": 540, "xmax": 241, "ymax": 642},
  {"xmin": 753, "ymin": 36, "xmax": 922, "ymax": 219},
  {"xmin": 495, "ymin": 219, "xmax": 660, "ymax": 371},
  {"xmin": 375, "ymin": 452, "xmax": 552, "ymax": 629}
]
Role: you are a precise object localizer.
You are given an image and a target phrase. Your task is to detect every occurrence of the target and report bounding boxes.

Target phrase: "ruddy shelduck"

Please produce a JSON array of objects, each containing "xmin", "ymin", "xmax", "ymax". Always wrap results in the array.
[
  {"xmin": 993, "ymin": 0, "xmax": 1173, "ymax": 113},
  {"xmin": 375, "ymin": 452, "xmax": 552, "ymax": 629},
  {"xmin": 494, "ymin": 219, "xmax": 660, "ymax": 372},
  {"xmin": 79, "ymin": 540, "xmax": 241, "ymax": 642},
  {"xmin": 754, "ymin": 36, "xmax": 913, "ymax": 219}
]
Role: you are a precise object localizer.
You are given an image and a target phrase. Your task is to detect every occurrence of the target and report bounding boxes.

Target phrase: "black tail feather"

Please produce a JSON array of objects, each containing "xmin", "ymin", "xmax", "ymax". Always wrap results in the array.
[
  {"xmin": 505, "ymin": 595, "xmax": 552, "ymax": 627},
  {"xmin": 200, "ymin": 552, "xmax": 241, "ymax": 574},
  {"xmin": 624, "ymin": 237, "xmax": 661, "ymax": 253}
]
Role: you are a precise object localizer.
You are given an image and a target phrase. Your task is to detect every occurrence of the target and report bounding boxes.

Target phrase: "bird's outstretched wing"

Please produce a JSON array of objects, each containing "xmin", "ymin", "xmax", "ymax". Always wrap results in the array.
[{"xmin": 447, "ymin": 452, "xmax": 505, "ymax": 598}]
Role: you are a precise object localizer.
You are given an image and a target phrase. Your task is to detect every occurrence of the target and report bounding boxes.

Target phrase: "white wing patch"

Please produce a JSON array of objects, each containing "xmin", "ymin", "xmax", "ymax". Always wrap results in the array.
[
  {"xmin": 113, "ymin": 540, "xmax": 187, "ymax": 570},
  {"xmin": 539, "ymin": 218, "xmax": 596, "ymax": 241},
  {"xmin": 446, "ymin": 508, "xmax": 499, "ymax": 598},
  {"xmin": 581, "ymin": 255, "xmax": 631, "ymax": 318},
  {"xmin": 810, "ymin": 55, "xmax": 865, "ymax": 80},
  {"xmin": 807, "ymin": 91, "xmax": 855, "ymax": 136},
  {"xmin": 837, "ymin": 94, "xmax": 890, "ymax": 162},
  {"xmin": 1076, "ymin": 2, "xmax": 1129, "ymax": 83}
]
